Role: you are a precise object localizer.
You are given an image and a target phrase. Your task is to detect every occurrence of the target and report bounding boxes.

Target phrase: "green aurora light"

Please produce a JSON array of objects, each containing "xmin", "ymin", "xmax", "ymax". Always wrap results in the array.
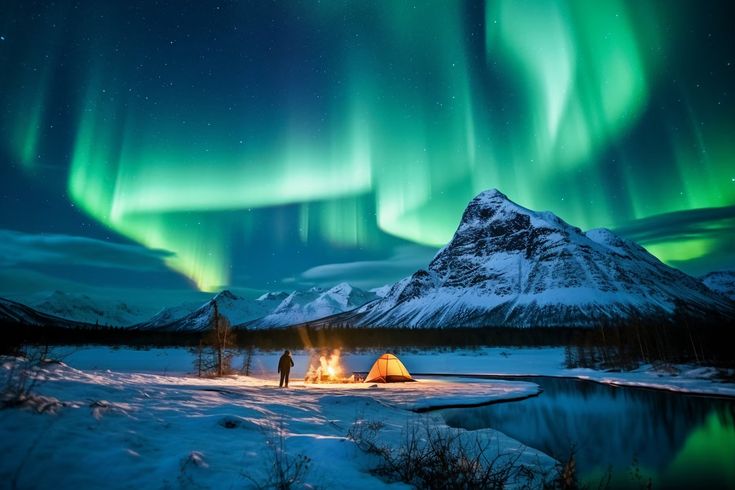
[{"xmin": 1, "ymin": 0, "xmax": 733, "ymax": 291}]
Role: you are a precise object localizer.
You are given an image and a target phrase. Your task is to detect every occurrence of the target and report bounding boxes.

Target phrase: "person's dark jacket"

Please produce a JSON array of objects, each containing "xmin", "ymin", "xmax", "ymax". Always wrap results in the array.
[{"xmin": 278, "ymin": 353, "xmax": 294, "ymax": 373}]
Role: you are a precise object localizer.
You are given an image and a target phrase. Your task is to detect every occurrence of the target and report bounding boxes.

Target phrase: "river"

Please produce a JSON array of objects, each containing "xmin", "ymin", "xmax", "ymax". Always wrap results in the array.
[{"xmin": 441, "ymin": 375, "xmax": 735, "ymax": 489}]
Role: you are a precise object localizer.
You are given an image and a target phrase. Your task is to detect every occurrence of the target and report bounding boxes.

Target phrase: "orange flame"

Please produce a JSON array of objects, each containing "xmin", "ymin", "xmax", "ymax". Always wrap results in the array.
[{"xmin": 304, "ymin": 349, "xmax": 354, "ymax": 383}]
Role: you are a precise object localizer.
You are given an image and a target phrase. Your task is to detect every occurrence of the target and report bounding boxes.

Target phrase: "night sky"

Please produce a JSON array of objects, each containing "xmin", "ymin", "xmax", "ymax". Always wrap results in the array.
[{"xmin": 1, "ymin": 0, "xmax": 733, "ymax": 306}]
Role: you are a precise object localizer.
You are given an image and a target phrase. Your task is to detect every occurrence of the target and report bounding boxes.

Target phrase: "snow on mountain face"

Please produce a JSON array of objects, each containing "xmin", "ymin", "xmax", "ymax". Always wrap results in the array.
[
  {"xmin": 701, "ymin": 271, "xmax": 735, "ymax": 301},
  {"xmin": 142, "ymin": 301, "xmax": 204, "ymax": 329},
  {"xmin": 32, "ymin": 291, "xmax": 149, "ymax": 327},
  {"xmin": 140, "ymin": 284, "xmax": 376, "ymax": 331},
  {"xmin": 353, "ymin": 189, "xmax": 733, "ymax": 328},
  {"xmin": 139, "ymin": 290, "xmax": 277, "ymax": 331},
  {"xmin": 370, "ymin": 284, "xmax": 393, "ymax": 298},
  {"xmin": 249, "ymin": 283, "xmax": 377, "ymax": 328},
  {"xmin": 1, "ymin": 297, "xmax": 50, "ymax": 326},
  {"xmin": 256, "ymin": 291, "xmax": 290, "ymax": 302},
  {"xmin": 0, "ymin": 297, "xmax": 85, "ymax": 328}
]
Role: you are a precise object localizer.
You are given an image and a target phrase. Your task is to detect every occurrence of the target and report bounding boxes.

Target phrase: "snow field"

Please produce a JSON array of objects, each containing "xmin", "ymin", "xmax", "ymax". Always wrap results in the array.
[
  {"xmin": 0, "ymin": 355, "xmax": 553, "ymax": 489},
  {"xmin": 4, "ymin": 347, "xmax": 732, "ymax": 488},
  {"xmin": 60, "ymin": 346, "xmax": 735, "ymax": 398}
]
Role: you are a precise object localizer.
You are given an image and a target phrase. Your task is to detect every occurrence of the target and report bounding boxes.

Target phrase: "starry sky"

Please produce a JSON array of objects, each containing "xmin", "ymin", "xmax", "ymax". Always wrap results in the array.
[{"xmin": 1, "ymin": 0, "xmax": 733, "ymax": 306}]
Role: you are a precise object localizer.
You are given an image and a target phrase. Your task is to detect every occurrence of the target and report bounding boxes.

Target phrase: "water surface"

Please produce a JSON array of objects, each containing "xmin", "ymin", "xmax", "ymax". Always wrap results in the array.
[{"xmin": 441, "ymin": 376, "xmax": 735, "ymax": 489}]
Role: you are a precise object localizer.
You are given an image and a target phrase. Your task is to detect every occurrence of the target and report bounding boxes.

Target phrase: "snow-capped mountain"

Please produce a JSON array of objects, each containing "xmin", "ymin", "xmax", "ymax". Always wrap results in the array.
[
  {"xmin": 370, "ymin": 285, "xmax": 393, "ymax": 298},
  {"xmin": 136, "ymin": 290, "xmax": 281, "ymax": 332},
  {"xmin": 249, "ymin": 283, "xmax": 376, "ymax": 328},
  {"xmin": 140, "ymin": 283, "xmax": 376, "ymax": 331},
  {"xmin": 342, "ymin": 189, "xmax": 733, "ymax": 328},
  {"xmin": 141, "ymin": 301, "xmax": 204, "ymax": 330},
  {"xmin": 0, "ymin": 297, "xmax": 88, "ymax": 328},
  {"xmin": 701, "ymin": 271, "xmax": 735, "ymax": 301},
  {"xmin": 32, "ymin": 291, "xmax": 149, "ymax": 327},
  {"xmin": 256, "ymin": 291, "xmax": 290, "ymax": 303}
]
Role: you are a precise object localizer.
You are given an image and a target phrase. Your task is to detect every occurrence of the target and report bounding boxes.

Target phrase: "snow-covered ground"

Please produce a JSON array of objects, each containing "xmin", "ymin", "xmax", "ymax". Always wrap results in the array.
[
  {"xmin": 0, "ymin": 352, "xmax": 554, "ymax": 489},
  {"xmin": 61, "ymin": 346, "xmax": 735, "ymax": 397},
  {"xmin": 3, "ymin": 346, "xmax": 732, "ymax": 489}
]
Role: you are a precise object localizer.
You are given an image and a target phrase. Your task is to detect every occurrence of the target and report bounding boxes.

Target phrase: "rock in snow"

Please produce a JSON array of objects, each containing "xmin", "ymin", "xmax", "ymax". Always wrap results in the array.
[
  {"xmin": 344, "ymin": 189, "xmax": 733, "ymax": 327},
  {"xmin": 701, "ymin": 271, "xmax": 735, "ymax": 301}
]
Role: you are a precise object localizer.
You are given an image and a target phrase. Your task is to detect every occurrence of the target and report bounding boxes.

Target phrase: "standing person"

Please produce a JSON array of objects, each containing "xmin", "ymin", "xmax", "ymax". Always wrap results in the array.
[{"xmin": 278, "ymin": 350, "xmax": 294, "ymax": 388}]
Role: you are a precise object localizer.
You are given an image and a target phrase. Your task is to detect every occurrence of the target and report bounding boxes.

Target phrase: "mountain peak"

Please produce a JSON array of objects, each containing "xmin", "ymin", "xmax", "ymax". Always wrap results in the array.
[
  {"xmin": 474, "ymin": 188, "xmax": 508, "ymax": 202},
  {"xmin": 214, "ymin": 290, "xmax": 238, "ymax": 301},
  {"xmin": 460, "ymin": 189, "xmax": 532, "ymax": 225},
  {"xmin": 327, "ymin": 282, "xmax": 353, "ymax": 295},
  {"xmin": 455, "ymin": 189, "xmax": 581, "ymax": 247},
  {"xmin": 352, "ymin": 188, "xmax": 734, "ymax": 328},
  {"xmin": 257, "ymin": 291, "xmax": 289, "ymax": 302},
  {"xmin": 466, "ymin": 188, "xmax": 520, "ymax": 214}
]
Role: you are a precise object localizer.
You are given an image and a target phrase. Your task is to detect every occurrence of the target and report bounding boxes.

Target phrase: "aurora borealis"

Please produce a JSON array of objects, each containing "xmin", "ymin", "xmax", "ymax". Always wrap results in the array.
[{"xmin": 1, "ymin": 0, "xmax": 733, "ymax": 299}]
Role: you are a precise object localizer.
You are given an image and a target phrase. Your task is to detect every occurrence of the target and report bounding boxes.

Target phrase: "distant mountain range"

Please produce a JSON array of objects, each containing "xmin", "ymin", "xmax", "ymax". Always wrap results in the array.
[
  {"xmin": 136, "ymin": 283, "xmax": 378, "ymax": 331},
  {"xmin": 136, "ymin": 290, "xmax": 278, "ymax": 332},
  {"xmin": 245, "ymin": 283, "xmax": 377, "ymax": 328},
  {"xmin": 0, "ymin": 283, "xmax": 382, "ymax": 331},
  {"xmin": 0, "ymin": 297, "xmax": 89, "ymax": 328},
  {"xmin": 1, "ymin": 189, "xmax": 733, "ymax": 331},
  {"xmin": 31, "ymin": 291, "xmax": 150, "ymax": 327}
]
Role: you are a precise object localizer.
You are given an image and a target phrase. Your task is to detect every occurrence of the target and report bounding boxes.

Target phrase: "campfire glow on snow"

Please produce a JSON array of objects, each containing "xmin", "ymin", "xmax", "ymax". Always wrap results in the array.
[
  {"xmin": 304, "ymin": 349, "xmax": 357, "ymax": 383},
  {"xmin": 304, "ymin": 350, "xmax": 415, "ymax": 384}
]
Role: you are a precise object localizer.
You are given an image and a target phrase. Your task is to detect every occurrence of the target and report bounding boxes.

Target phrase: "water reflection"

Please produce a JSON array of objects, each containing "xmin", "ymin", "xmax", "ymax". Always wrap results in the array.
[{"xmin": 441, "ymin": 377, "xmax": 735, "ymax": 489}]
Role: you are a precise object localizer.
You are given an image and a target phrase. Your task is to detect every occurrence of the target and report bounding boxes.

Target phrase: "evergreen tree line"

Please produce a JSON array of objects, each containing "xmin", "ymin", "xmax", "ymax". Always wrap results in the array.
[{"xmin": 2, "ymin": 310, "xmax": 733, "ymax": 369}]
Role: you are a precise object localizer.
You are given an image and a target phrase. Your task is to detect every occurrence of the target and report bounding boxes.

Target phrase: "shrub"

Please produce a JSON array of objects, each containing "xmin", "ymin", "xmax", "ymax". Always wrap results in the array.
[
  {"xmin": 347, "ymin": 417, "xmax": 550, "ymax": 489},
  {"xmin": 1, "ymin": 345, "xmax": 61, "ymax": 413},
  {"xmin": 245, "ymin": 420, "xmax": 311, "ymax": 489}
]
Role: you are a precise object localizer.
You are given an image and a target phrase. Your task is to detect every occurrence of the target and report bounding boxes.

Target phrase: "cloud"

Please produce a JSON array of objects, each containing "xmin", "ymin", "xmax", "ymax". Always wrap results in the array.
[
  {"xmin": 614, "ymin": 205, "xmax": 735, "ymax": 276},
  {"xmin": 0, "ymin": 229, "xmax": 175, "ymax": 271},
  {"xmin": 0, "ymin": 267, "xmax": 90, "ymax": 296},
  {"xmin": 613, "ymin": 205, "xmax": 735, "ymax": 244},
  {"xmin": 0, "ymin": 267, "xmax": 214, "ymax": 313},
  {"xmin": 295, "ymin": 245, "xmax": 438, "ymax": 289}
]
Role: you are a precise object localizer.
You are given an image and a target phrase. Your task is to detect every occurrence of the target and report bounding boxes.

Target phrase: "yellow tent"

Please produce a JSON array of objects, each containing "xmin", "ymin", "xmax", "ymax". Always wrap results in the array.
[{"xmin": 364, "ymin": 353, "xmax": 415, "ymax": 383}]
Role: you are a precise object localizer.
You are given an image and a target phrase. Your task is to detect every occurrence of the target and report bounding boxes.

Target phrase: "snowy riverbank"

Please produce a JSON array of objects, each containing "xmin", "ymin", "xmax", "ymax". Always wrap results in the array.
[
  {"xmin": 0, "ymin": 356, "xmax": 553, "ymax": 489},
  {"xmin": 2, "ymin": 346, "xmax": 733, "ymax": 488},
  {"xmin": 60, "ymin": 346, "xmax": 735, "ymax": 398}
]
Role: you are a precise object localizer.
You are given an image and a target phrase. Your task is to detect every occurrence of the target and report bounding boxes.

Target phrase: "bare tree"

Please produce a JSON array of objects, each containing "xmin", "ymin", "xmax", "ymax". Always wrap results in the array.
[
  {"xmin": 193, "ymin": 340, "xmax": 204, "ymax": 377},
  {"xmin": 194, "ymin": 300, "xmax": 236, "ymax": 377},
  {"xmin": 242, "ymin": 344, "xmax": 255, "ymax": 376}
]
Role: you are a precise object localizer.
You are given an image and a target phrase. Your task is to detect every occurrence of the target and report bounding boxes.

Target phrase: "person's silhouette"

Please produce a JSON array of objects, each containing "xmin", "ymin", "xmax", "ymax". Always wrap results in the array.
[{"xmin": 278, "ymin": 350, "xmax": 294, "ymax": 388}]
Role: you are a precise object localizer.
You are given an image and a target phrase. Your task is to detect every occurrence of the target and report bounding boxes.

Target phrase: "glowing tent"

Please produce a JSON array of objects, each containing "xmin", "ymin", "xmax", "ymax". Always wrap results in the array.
[{"xmin": 364, "ymin": 353, "xmax": 415, "ymax": 383}]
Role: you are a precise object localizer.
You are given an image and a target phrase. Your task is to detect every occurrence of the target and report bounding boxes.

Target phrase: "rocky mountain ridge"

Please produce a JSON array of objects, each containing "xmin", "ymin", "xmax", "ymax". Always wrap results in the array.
[{"xmin": 341, "ymin": 189, "xmax": 734, "ymax": 327}]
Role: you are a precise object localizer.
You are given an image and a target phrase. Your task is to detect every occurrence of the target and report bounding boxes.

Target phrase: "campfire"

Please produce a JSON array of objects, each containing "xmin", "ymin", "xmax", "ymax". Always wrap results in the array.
[{"xmin": 304, "ymin": 349, "xmax": 361, "ymax": 384}]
